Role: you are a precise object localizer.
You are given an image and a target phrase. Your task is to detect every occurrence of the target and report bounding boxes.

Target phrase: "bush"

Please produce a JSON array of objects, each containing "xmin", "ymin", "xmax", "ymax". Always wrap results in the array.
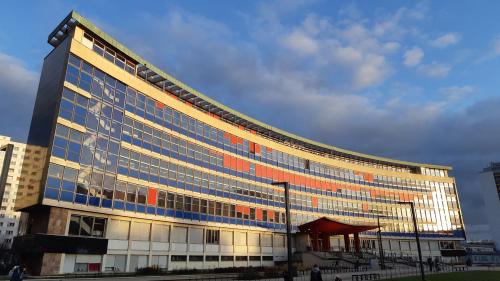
[{"xmin": 136, "ymin": 266, "xmax": 164, "ymax": 275}]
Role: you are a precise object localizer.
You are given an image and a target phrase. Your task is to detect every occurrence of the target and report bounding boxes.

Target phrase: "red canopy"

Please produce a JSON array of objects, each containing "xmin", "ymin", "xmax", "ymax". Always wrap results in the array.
[{"xmin": 298, "ymin": 217, "xmax": 379, "ymax": 235}]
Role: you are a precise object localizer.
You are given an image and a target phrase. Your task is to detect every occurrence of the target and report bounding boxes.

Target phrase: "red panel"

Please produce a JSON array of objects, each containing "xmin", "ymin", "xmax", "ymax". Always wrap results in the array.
[
  {"xmin": 147, "ymin": 188, "xmax": 157, "ymax": 206},
  {"xmin": 244, "ymin": 207, "xmax": 250, "ymax": 215},
  {"xmin": 223, "ymin": 154, "xmax": 231, "ymax": 168},
  {"xmin": 230, "ymin": 135, "xmax": 238, "ymax": 145},
  {"xmin": 249, "ymin": 142, "xmax": 255, "ymax": 153},
  {"xmin": 363, "ymin": 172, "xmax": 374, "ymax": 182},
  {"xmin": 312, "ymin": 197, "xmax": 318, "ymax": 208},
  {"xmin": 242, "ymin": 160, "xmax": 250, "ymax": 172},
  {"xmin": 266, "ymin": 147, "xmax": 273, "ymax": 152},
  {"xmin": 155, "ymin": 101, "xmax": 165, "ymax": 109},
  {"xmin": 256, "ymin": 209, "xmax": 263, "ymax": 220},
  {"xmin": 255, "ymin": 144, "xmax": 261, "ymax": 154},
  {"xmin": 268, "ymin": 210, "xmax": 274, "ymax": 218},
  {"xmin": 224, "ymin": 132, "xmax": 231, "ymax": 140},
  {"xmin": 236, "ymin": 205, "xmax": 244, "ymax": 213},
  {"xmin": 237, "ymin": 158, "xmax": 243, "ymax": 171},
  {"xmin": 267, "ymin": 167, "xmax": 273, "ymax": 179},
  {"xmin": 362, "ymin": 203, "xmax": 368, "ymax": 212},
  {"xmin": 230, "ymin": 156, "xmax": 237, "ymax": 170},
  {"xmin": 256, "ymin": 164, "xmax": 262, "ymax": 177}
]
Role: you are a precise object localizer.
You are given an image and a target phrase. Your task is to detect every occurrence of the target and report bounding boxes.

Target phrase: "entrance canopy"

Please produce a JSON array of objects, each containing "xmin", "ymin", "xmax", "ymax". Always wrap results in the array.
[{"xmin": 298, "ymin": 217, "xmax": 379, "ymax": 235}]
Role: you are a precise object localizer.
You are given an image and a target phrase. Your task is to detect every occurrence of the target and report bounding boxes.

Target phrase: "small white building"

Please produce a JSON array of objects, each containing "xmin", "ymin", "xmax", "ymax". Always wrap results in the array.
[
  {"xmin": 479, "ymin": 163, "xmax": 500, "ymax": 251},
  {"xmin": 0, "ymin": 136, "xmax": 26, "ymax": 248}
]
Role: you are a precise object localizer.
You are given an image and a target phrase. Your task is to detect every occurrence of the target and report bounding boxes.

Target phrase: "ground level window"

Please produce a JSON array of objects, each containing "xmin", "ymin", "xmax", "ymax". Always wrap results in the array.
[
  {"xmin": 249, "ymin": 256, "xmax": 261, "ymax": 261},
  {"xmin": 263, "ymin": 256, "xmax": 274, "ymax": 261},
  {"xmin": 189, "ymin": 255, "xmax": 203, "ymax": 262},
  {"xmin": 206, "ymin": 229, "xmax": 220, "ymax": 244},
  {"xmin": 68, "ymin": 214, "xmax": 107, "ymax": 237},
  {"xmin": 171, "ymin": 255, "xmax": 187, "ymax": 262},
  {"xmin": 205, "ymin": 255, "xmax": 219, "ymax": 262},
  {"xmin": 221, "ymin": 256, "xmax": 233, "ymax": 261},
  {"xmin": 235, "ymin": 256, "xmax": 248, "ymax": 261}
]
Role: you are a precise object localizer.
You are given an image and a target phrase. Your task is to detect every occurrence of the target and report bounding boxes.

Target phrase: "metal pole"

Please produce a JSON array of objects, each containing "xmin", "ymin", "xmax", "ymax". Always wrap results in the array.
[
  {"xmin": 399, "ymin": 201, "xmax": 425, "ymax": 281},
  {"xmin": 377, "ymin": 215, "xmax": 385, "ymax": 269},
  {"xmin": 273, "ymin": 182, "xmax": 293, "ymax": 281},
  {"xmin": 284, "ymin": 182, "xmax": 293, "ymax": 281},
  {"xmin": 410, "ymin": 202, "xmax": 426, "ymax": 281}
]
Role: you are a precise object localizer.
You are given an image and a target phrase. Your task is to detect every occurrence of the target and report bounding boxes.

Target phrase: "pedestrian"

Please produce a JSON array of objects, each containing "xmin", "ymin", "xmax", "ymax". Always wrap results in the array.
[
  {"xmin": 9, "ymin": 266, "xmax": 24, "ymax": 281},
  {"xmin": 427, "ymin": 257, "xmax": 433, "ymax": 272},
  {"xmin": 310, "ymin": 264, "xmax": 323, "ymax": 281},
  {"xmin": 434, "ymin": 257, "xmax": 440, "ymax": 272}
]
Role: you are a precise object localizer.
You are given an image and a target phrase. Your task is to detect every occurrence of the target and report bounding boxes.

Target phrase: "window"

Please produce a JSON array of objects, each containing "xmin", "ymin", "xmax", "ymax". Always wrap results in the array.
[
  {"xmin": 205, "ymin": 256, "xmax": 219, "ymax": 262},
  {"xmin": 171, "ymin": 255, "xmax": 187, "ymax": 262},
  {"xmin": 68, "ymin": 214, "xmax": 107, "ymax": 238},
  {"xmin": 189, "ymin": 255, "xmax": 203, "ymax": 262},
  {"xmin": 235, "ymin": 256, "xmax": 248, "ymax": 261},
  {"xmin": 206, "ymin": 229, "xmax": 220, "ymax": 244},
  {"xmin": 221, "ymin": 256, "xmax": 233, "ymax": 261},
  {"xmin": 249, "ymin": 256, "xmax": 261, "ymax": 261}
]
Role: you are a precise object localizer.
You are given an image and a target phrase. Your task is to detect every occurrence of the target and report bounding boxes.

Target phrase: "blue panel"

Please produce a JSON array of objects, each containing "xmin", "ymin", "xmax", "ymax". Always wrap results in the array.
[
  {"xmin": 118, "ymin": 166, "xmax": 129, "ymax": 175},
  {"xmin": 44, "ymin": 188, "xmax": 59, "ymax": 200},
  {"xmin": 61, "ymin": 180, "xmax": 75, "ymax": 192},
  {"xmin": 113, "ymin": 200, "xmax": 124, "ymax": 210},
  {"xmin": 75, "ymin": 194, "xmax": 87, "ymax": 204},
  {"xmin": 183, "ymin": 212, "xmax": 192, "ymax": 219},
  {"xmin": 102, "ymin": 199, "xmax": 112, "ymax": 208},
  {"xmin": 122, "ymin": 134, "xmax": 132, "ymax": 143},
  {"xmin": 137, "ymin": 205, "xmax": 146, "ymax": 213},
  {"xmin": 192, "ymin": 213, "xmax": 200, "ymax": 220},
  {"xmin": 89, "ymin": 197, "xmax": 100, "ymax": 206},
  {"xmin": 166, "ymin": 209, "xmax": 175, "ymax": 217},
  {"xmin": 147, "ymin": 207, "xmax": 156, "ymax": 214},
  {"xmin": 47, "ymin": 177, "xmax": 61, "ymax": 188},
  {"xmin": 175, "ymin": 211, "xmax": 183, "ymax": 218},
  {"xmin": 150, "ymin": 175, "xmax": 159, "ymax": 183},
  {"xmin": 126, "ymin": 203, "xmax": 136, "ymax": 212},
  {"xmin": 207, "ymin": 215, "xmax": 214, "ymax": 222},
  {"xmin": 157, "ymin": 208, "xmax": 165, "ymax": 216},
  {"xmin": 60, "ymin": 191, "xmax": 73, "ymax": 202}
]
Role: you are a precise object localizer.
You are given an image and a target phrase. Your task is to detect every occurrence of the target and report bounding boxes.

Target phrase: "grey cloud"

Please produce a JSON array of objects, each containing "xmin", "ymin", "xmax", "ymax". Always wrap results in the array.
[{"xmin": 0, "ymin": 52, "xmax": 39, "ymax": 142}]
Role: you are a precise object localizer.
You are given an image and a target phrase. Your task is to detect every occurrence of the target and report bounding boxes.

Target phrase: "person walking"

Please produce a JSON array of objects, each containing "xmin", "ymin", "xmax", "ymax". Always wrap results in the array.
[
  {"xmin": 427, "ymin": 257, "xmax": 433, "ymax": 272},
  {"xmin": 310, "ymin": 264, "xmax": 323, "ymax": 281},
  {"xmin": 9, "ymin": 266, "xmax": 24, "ymax": 281}
]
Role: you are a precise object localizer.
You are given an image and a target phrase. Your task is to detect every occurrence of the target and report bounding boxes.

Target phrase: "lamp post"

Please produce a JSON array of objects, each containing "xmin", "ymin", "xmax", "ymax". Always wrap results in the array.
[
  {"xmin": 272, "ymin": 182, "xmax": 293, "ymax": 281},
  {"xmin": 398, "ymin": 201, "xmax": 425, "ymax": 281},
  {"xmin": 371, "ymin": 212, "xmax": 385, "ymax": 270}
]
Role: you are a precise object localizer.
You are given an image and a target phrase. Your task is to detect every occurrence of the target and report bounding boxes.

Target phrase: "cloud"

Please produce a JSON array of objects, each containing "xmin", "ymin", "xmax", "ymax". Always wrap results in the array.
[
  {"xmin": 440, "ymin": 85, "xmax": 475, "ymax": 99},
  {"xmin": 429, "ymin": 32, "xmax": 461, "ymax": 48},
  {"xmin": 403, "ymin": 46, "xmax": 424, "ymax": 67},
  {"xmin": 476, "ymin": 35, "xmax": 500, "ymax": 62},
  {"xmin": 0, "ymin": 52, "xmax": 39, "ymax": 142},
  {"xmin": 283, "ymin": 30, "xmax": 319, "ymax": 55},
  {"xmin": 417, "ymin": 62, "xmax": 451, "ymax": 78}
]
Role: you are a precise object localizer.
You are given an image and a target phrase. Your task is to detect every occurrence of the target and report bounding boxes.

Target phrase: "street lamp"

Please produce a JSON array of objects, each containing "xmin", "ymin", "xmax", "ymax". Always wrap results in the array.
[
  {"xmin": 370, "ymin": 211, "xmax": 386, "ymax": 270},
  {"xmin": 398, "ymin": 201, "xmax": 425, "ymax": 281},
  {"xmin": 272, "ymin": 182, "xmax": 293, "ymax": 281}
]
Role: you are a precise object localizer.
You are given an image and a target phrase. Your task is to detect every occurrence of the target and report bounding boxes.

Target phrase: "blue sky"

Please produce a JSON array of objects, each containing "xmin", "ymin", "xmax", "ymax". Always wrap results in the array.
[{"xmin": 1, "ymin": 0, "xmax": 500, "ymax": 239}]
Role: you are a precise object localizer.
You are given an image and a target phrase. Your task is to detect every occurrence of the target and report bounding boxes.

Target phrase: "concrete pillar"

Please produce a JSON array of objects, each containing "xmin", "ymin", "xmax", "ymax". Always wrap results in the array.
[
  {"xmin": 344, "ymin": 234, "xmax": 350, "ymax": 252},
  {"xmin": 354, "ymin": 233, "xmax": 361, "ymax": 253}
]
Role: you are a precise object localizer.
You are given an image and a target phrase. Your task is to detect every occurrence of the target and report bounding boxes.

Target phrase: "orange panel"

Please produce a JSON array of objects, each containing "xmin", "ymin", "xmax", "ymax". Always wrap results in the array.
[
  {"xmin": 249, "ymin": 142, "xmax": 255, "ymax": 153},
  {"xmin": 255, "ymin": 144, "xmax": 261, "ymax": 154},
  {"xmin": 230, "ymin": 156, "xmax": 237, "ymax": 170},
  {"xmin": 266, "ymin": 147, "xmax": 273, "ymax": 152},
  {"xmin": 256, "ymin": 209, "xmax": 263, "ymax": 220},
  {"xmin": 312, "ymin": 197, "xmax": 318, "ymax": 208},
  {"xmin": 256, "ymin": 164, "xmax": 262, "ymax": 177},
  {"xmin": 223, "ymin": 154, "xmax": 231, "ymax": 168},
  {"xmin": 242, "ymin": 160, "xmax": 250, "ymax": 172},
  {"xmin": 362, "ymin": 203, "xmax": 368, "ymax": 212},
  {"xmin": 155, "ymin": 101, "xmax": 165, "ymax": 109},
  {"xmin": 147, "ymin": 188, "xmax": 157, "ymax": 206}
]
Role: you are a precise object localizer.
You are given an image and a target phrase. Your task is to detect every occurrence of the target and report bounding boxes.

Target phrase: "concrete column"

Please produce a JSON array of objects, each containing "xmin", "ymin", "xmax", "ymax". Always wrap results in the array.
[
  {"xmin": 343, "ymin": 234, "xmax": 350, "ymax": 252},
  {"xmin": 354, "ymin": 233, "xmax": 361, "ymax": 253}
]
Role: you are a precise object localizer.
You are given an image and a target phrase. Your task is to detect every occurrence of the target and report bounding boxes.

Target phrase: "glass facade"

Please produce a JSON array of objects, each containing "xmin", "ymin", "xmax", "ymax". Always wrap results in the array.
[{"xmin": 39, "ymin": 44, "xmax": 464, "ymax": 238}]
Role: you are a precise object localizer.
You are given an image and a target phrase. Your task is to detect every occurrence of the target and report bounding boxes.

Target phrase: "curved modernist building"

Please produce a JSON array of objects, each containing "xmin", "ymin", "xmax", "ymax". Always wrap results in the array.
[{"xmin": 15, "ymin": 11, "xmax": 465, "ymax": 274}]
